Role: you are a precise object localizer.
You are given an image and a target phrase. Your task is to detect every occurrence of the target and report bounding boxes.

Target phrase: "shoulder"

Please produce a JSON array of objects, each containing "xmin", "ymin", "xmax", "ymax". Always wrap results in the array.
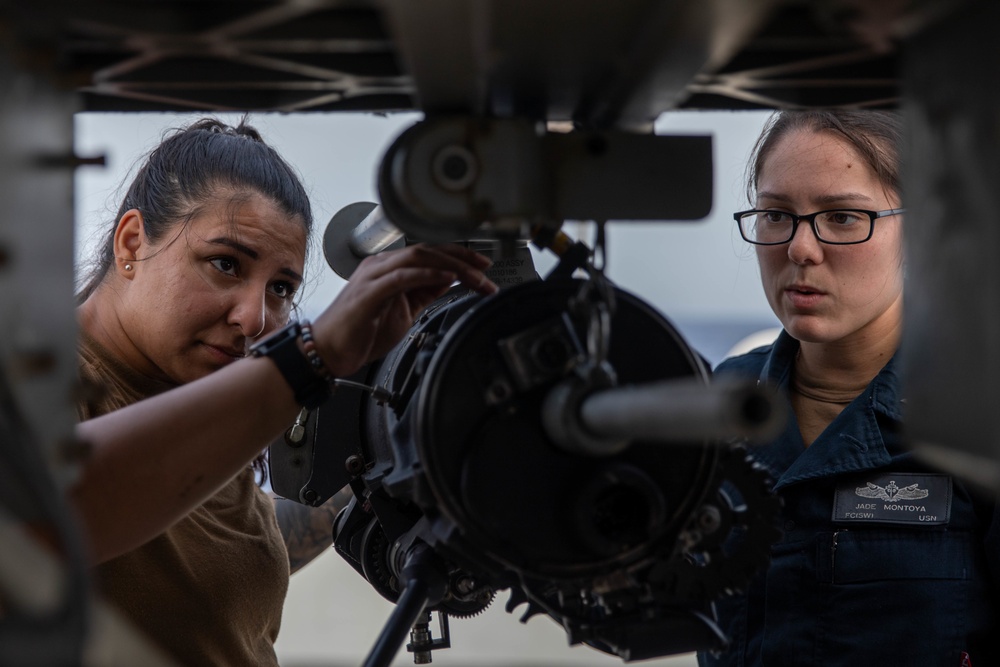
[
  {"xmin": 77, "ymin": 334, "xmax": 111, "ymax": 420},
  {"xmin": 76, "ymin": 329, "xmax": 174, "ymax": 419},
  {"xmin": 713, "ymin": 344, "xmax": 774, "ymax": 378}
]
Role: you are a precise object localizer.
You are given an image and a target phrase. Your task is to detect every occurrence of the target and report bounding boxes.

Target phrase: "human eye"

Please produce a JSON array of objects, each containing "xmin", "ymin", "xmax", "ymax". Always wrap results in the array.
[
  {"xmin": 760, "ymin": 210, "xmax": 792, "ymax": 224},
  {"xmin": 269, "ymin": 280, "xmax": 298, "ymax": 300},
  {"xmin": 821, "ymin": 210, "xmax": 865, "ymax": 226},
  {"xmin": 209, "ymin": 256, "xmax": 239, "ymax": 276}
]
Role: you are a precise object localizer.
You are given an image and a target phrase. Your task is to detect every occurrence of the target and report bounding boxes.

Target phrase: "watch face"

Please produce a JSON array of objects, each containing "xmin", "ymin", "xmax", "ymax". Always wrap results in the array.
[{"xmin": 251, "ymin": 321, "xmax": 299, "ymax": 356}]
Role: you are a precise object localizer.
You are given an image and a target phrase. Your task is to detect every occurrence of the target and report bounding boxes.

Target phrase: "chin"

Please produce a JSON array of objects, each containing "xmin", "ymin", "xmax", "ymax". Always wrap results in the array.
[{"xmin": 781, "ymin": 316, "xmax": 833, "ymax": 345}]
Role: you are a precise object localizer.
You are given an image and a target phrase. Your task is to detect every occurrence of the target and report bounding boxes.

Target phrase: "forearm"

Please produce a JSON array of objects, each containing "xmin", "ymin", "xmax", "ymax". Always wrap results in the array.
[
  {"xmin": 72, "ymin": 355, "xmax": 300, "ymax": 564},
  {"xmin": 274, "ymin": 486, "xmax": 353, "ymax": 573}
]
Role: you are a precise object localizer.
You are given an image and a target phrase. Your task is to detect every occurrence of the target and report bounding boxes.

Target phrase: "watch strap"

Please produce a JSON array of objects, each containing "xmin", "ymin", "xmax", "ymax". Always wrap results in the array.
[{"xmin": 249, "ymin": 321, "xmax": 330, "ymax": 409}]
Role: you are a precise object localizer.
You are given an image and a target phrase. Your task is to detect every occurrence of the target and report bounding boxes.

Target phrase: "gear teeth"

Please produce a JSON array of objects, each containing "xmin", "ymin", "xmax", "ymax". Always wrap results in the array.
[
  {"xmin": 654, "ymin": 444, "xmax": 782, "ymax": 605},
  {"xmin": 444, "ymin": 591, "xmax": 496, "ymax": 619}
]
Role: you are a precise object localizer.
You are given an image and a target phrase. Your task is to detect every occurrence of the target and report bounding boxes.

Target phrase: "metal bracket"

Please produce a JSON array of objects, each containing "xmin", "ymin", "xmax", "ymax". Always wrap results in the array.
[{"xmin": 378, "ymin": 116, "xmax": 713, "ymax": 241}]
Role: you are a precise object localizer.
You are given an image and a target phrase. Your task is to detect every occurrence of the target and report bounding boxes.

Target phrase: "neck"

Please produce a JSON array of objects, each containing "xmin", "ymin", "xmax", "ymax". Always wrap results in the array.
[
  {"xmin": 77, "ymin": 283, "xmax": 169, "ymax": 384},
  {"xmin": 790, "ymin": 309, "xmax": 900, "ymax": 448},
  {"xmin": 796, "ymin": 311, "xmax": 901, "ymax": 393}
]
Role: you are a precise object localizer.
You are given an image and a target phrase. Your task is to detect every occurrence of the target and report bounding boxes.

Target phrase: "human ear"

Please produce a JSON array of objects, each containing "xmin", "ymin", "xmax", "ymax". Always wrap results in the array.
[{"xmin": 112, "ymin": 209, "xmax": 144, "ymax": 279}]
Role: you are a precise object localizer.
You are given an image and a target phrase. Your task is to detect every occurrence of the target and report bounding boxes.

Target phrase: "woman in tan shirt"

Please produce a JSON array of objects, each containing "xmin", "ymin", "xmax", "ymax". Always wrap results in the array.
[{"xmin": 73, "ymin": 117, "xmax": 497, "ymax": 665}]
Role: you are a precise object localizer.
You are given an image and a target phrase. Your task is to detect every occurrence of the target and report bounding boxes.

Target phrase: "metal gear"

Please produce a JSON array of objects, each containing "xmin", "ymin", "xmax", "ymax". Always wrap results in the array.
[
  {"xmin": 649, "ymin": 443, "xmax": 783, "ymax": 603},
  {"xmin": 440, "ymin": 589, "xmax": 496, "ymax": 619},
  {"xmin": 359, "ymin": 518, "xmax": 400, "ymax": 603}
]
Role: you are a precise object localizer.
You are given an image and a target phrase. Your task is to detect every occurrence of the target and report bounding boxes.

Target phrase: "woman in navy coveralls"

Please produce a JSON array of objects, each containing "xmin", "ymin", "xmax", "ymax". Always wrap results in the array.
[{"xmin": 699, "ymin": 110, "xmax": 1000, "ymax": 667}]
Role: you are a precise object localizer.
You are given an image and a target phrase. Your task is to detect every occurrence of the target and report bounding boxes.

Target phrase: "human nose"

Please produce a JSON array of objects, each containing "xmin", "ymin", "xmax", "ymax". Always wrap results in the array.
[
  {"xmin": 230, "ymin": 286, "xmax": 267, "ymax": 339},
  {"xmin": 786, "ymin": 218, "xmax": 824, "ymax": 264}
]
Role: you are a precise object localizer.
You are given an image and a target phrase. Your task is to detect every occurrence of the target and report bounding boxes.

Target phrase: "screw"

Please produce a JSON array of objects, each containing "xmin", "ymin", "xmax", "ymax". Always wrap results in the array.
[
  {"xmin": 485, "ymin": 379, "xmax": 511, "ymax": 405},
  {"xmin": 454, "ymin": 575, "xmax": 476, "ymax": 595},
  {"xmin": 698, "ymin": 505, "xmax": 722, "ymax": 534},
  {"xmin": 345, "ymin": 454, "xmax": 365, "ymax": 475}
]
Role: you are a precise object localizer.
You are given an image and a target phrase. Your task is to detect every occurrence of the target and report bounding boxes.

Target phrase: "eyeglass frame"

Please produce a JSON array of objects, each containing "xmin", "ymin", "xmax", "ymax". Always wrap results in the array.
[{"xmin": 733, "ymin": 208, "xmax": 906, "ymax": 246}]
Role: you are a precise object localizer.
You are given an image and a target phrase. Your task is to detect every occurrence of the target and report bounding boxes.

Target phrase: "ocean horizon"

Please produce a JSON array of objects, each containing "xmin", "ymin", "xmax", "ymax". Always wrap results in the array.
[{"xmin": 671, "ymin": 317, "xmax": 781, "ymax": 369}]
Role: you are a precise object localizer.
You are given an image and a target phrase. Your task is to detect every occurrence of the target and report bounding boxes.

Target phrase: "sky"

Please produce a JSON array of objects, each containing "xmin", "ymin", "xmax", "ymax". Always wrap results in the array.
[{"xmin": 73, "ymin": 110, "xmax": 780, "ymax": 365}]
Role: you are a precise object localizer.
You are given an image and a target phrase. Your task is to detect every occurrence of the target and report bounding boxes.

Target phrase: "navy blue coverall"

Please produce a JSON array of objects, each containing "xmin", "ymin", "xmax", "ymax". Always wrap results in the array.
[{"xmin": 699, "ymin": 331, "xmax": 1000, "ymax": 667}]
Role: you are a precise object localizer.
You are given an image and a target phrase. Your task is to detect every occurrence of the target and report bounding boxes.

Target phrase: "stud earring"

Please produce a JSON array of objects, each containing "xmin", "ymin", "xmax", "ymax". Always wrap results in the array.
[{"xmin": 124, "ymin": 263, "xmax": 132, "ymax": 271}]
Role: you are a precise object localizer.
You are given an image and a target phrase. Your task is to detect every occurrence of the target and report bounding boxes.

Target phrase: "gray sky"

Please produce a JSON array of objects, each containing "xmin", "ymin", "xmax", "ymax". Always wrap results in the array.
[{"xmin": 74, "ymin": 110, "xmax": 779, "ymax": 362}]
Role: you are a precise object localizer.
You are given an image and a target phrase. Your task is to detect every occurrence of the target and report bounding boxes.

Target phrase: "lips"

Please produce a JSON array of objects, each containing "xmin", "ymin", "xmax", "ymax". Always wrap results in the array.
[
  {"xmin": 202, "ymin": 342, "xmax": 246, "ymax": 363},
  {"xmin": 787, "ymin": 283, "xmax": 824, "ymax": 295},
  {"xmin": 784, "ymin": 284, "xmax": 826, "ymax": 309}
]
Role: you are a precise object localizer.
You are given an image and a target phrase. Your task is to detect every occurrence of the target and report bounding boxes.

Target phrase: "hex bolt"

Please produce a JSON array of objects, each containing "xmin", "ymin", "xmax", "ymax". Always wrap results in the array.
[{"xmin": 345, "ymin": 454, "xmax": 365, "ymax": 475}]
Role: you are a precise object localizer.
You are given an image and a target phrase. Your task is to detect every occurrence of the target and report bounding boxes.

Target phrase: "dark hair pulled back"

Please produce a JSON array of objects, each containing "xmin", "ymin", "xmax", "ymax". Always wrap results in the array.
[{"xmin": 77, "ymin": 116, "xmax": 313, "ymax": 301}]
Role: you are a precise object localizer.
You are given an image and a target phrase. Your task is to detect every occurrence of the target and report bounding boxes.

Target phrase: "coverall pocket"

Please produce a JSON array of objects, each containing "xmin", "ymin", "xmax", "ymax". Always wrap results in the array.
[{"xmin": 823, "ymin": 529, "xmax": 969, "ymax": 583}]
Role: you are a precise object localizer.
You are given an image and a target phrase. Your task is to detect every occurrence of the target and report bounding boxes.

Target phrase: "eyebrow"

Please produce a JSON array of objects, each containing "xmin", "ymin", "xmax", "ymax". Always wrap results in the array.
[
  {"xmin": 208, "ymin": 237, "xmax": 304, "ymax": 282},
  {"xmin": 756, "ymin": 191, "xmax": 875, "ymax": 206}
]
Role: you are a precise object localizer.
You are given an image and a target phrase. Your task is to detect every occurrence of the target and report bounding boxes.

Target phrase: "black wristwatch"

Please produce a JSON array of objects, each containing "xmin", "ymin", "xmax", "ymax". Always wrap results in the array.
[{"xmin": 249, "ymin": 321, "xmax": 330, "ymax": 409}]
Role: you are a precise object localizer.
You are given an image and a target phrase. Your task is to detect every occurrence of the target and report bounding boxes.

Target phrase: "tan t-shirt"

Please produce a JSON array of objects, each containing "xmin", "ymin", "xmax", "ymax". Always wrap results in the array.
[{"xmin": 78, "ymin": 332, "xmax": 289, "ymax": 666}]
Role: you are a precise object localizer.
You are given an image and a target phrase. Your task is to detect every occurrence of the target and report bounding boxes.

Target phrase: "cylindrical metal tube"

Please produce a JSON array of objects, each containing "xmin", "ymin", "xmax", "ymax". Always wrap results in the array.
[
  {"xmin": 363, "ymin": 577, "xmax": 429, "ymax": 667},
  {"xmin": 324, "ymin": 202, "xmax": 407, "ymax": 279},
  {"xmin": 348, "ymin": 205, "xmax": 404, "ymax": 257},
  {"xmin": 578, "ymin": 377, "xmax": 784, "ymax": 446}
]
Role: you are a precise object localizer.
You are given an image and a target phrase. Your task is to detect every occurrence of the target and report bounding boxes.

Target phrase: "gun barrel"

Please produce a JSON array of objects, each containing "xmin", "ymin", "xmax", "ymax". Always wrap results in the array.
[{"xmin": 581, "ymin": 377, "xmax": 782, "ymax": 444}]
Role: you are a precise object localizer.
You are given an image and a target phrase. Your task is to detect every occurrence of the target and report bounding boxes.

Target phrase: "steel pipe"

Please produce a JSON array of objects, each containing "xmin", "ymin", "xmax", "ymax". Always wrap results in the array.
[{"xmin": 544, "ymin": 376, "xmax": 785, "ymax": 456}]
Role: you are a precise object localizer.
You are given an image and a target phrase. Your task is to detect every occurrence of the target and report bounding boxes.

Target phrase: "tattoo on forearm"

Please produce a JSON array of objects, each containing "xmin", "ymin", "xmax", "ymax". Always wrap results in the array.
[{"xmin": 275, "ymin": 486, "xmax": 354, "ymax": 573}]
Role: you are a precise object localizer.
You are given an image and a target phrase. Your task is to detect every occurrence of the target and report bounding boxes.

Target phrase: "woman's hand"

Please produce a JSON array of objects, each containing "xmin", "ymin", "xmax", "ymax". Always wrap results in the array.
[{"xmin": 312, "ymin": 243, "xmax": 498, "ymax": 378}]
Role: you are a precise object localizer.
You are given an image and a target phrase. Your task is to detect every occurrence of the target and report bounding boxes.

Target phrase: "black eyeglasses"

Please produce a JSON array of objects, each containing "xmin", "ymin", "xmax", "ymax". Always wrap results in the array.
[{"xmin": 734, "ymin": 208, "xmax": 906, "ymax": 245}]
